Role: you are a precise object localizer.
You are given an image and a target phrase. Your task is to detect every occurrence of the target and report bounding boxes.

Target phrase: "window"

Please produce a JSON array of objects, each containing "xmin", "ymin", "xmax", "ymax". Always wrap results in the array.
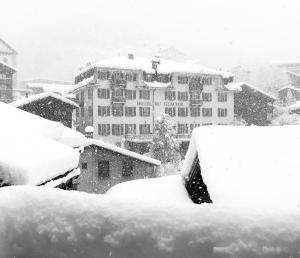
[
  {"xmin": 203, "ymin": 77, "xmax": 213, "ymax": 85},
  {"xmin": 139, "ymin": 124, "xmax": 151, "ymax": 134},
  {"xmin": 98, "ymin": 71, "xmax": 110, "ymax": 80},
  {"xmin": 88, "ymin": 89, "xmax": 93, "ymax": 99},
  {"xmin": 202, "ymin": 108, "xmax": 212, "ymax": 117},
  {"xmin": 190, "ymin": 107, "xmax": 200, "ymax": 117},
  {"xmin": 202, "ymin": 92, "xmax": 212, "ymax": 102},
  {"xmin": 133, "ymin": 73, "xmax": 137, "ymax": 81},
  {"xmin": 178, "ymin": 124, "xmax": 189, "ymax": 134},
  {"xmin": 218, "ymin": 108, "xmax": 228, "ymax": 117},
  {"xmin": 165, "ymin": 91, "xmax": 176, "ymax": 101},
  {"xmin": 88, "ymin": 106, "xmax": 92, "ymax": 117},
  {"xmin": 190, "ymin": 124, "xmax": 200, "ymax": 132},
  {"xmin": 76, "ymin": 108, "xmax": 79, "ymax": 117},
  {"xmin": 98, "ymin": 106, "xmax": 110, "ymax": 116},
  {"xmin": 98, "ymin": 161, "xmax": 109, "ymax": 178},
  {"xmin": 165, "ymin": 107, "xmax": 176, "ymax": 117},
  {"xmin": 112, "ymin": 105, "xmax": 123, "ymax": 116},
  {"xmin": 125, "ymin": 73, "xmax": 133, "ymax": 81},
  {"xmin": 98, "ymin": 124, "xmax": 110, "ymax": 136},
  {"xmin": 218, "ymin": 92, "xmax": 227, "ymax": 102},
  {"xmin": 76, "ymin": 93, "xmax": 80, "ymax": 101},
  {"xmin": 98, "ymin": 88, "xmax": 110, "ymax": 99},
  {"xmin": 178, "ymin": 107, "xmax": 188, "ymax": 117},
  {"xmin": 125, "ymin": 124, "xmax": 136, "ymax": 135},
  {"xmin": 139, "ymin": 107, "xmax": 150, "ymax": 117},
  {"xmin": 81, "ymin": 163, "xmax": 87, "ymax": 169},
  {"xmin": 126, "ymin": 90, "xmax": 136, "ymax": 100},
  {"xmin": 178, "ymin": 76, "xmax": 188, "ymax": 84},
  {"xmin": 190, "ymin": 91, "xmax": 201, "ymax": 101},
  {"xmin": 80, "ymin": 107, "xmax": 84, "ymax": 117},
  {"xmin": 112, "ymin": 124, "xmax": 124, "ymax": 136},
  {"xmin": 80, "ymin": 91, "xmax": 84, "ymax": 102},
  {"xmin": 178, "ymin": 92, "xmax": 188, "ymax": 101},
  {"xmin": 157, "ymin": 74, "xmax": 170, "ymax": 83},
  {"xmin": 122, "ymin": 160, "xmax": 134, "ymax": 177},
  {"xmin": 125, "ymin": 107, "xmax": 136, "ymax": 117},
  {"xmin": 139, "ymin": 90, "xmax": 150, "ymax": 100}
]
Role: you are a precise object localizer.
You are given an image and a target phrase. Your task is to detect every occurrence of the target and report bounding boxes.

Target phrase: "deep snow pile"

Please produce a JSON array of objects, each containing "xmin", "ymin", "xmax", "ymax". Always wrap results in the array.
[
  {"xmin": 2, "ymin": 186, "xmax": 300, "ymax": 258},
  {"xmin": 182, "ymin": 125, "xmax": 300, "ymax": 207},
  {"xmin": 0, "ymin": 102, "xmax": 84, "ymax": 186}
]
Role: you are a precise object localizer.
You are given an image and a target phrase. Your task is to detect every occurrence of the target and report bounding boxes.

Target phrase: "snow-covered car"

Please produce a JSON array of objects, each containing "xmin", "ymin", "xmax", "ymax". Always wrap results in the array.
[{"xmin": 1, "ymin": 125, "xmax": 300, "ymax": 258}]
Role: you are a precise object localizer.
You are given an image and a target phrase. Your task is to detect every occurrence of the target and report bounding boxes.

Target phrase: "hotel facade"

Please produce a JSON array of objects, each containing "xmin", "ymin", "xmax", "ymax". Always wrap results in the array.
[{"xmin": 72, "ymin": 54, "xmax": 235, "ymax": 153}]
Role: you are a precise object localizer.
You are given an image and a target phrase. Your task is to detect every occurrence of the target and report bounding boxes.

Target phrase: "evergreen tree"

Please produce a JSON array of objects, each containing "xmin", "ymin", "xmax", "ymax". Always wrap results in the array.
[{"xmin": 150, "ymin": 113, "xmax": 181, "ymax": 164}]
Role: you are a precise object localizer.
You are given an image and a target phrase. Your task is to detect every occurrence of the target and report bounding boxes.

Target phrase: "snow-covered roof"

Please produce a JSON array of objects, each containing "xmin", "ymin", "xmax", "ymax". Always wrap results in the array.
[
  {"xmin": 10, "ymin": 92, "xmax": 79, "ymax": 108},
  {"xmin": 76, "ymin": 55, "xmax": 232, "ymax": 78},
  {"xmin": 71, "ymin": 76, "xmax": 95, "ymax": 92},
  {"xmin": 182, "ymin": 125, "xmax": 300, "ymax": 207},
  {"xmin": 2, "ymin": 185, "xmax": 300, "ymax": 257},
  {"xmin": 225, "ymin": 82, "xmax": 276, "ymax": 100},
  {"xmin": 84, "ymin": 139, "xmax": 161, "ymax": 166},
  {"xmin": 26, "ymin": 82, "xmax": 74, "ymax": 94},
  {"xmin": 0, "ymin": 102, "xmax": 86, "ymax": 186},
  {"xmin": 278, "ymin": 85, "xmax": 300, "ymax": 93},
  {"xmin": 287, "ymin": 101, "xmax": 300, "ymax": 112},
  {"xmin": 0, "ymin": 60, "xmax": 17, "ymax": 72}
]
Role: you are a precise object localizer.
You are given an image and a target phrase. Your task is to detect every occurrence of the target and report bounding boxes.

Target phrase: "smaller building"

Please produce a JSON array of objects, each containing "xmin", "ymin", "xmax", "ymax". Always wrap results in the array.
[
  {"xmin": 78, "ymin": 139, "xmax": 161, "ymax": 194},
  {"xmin": 225, "ymin": 82, "xmax": 276, "ymax": 125},
  {"xmin": 278, "ymin": 85, "xmax": 300, "ymax": 106},
  {"xmin": 10, "ymin": 92, "xmax": 78, "ymax": 128}
]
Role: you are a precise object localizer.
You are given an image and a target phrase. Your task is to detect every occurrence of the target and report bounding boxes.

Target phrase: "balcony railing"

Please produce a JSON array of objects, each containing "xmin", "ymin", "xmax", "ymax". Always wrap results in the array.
[
  {"xmin": 111, "ymin": 96, "xmax": 126, "ymax": 103},
  {"xmin": 190, "ymin": 99, "xmax": 203, "ymax": 106},
  {"xmin": 125, "ymin": 134, "xmax": 153, "ymax": 142},
  {"xmin": 110, "ymin": 78, "xmax": 127, "ymax": 89}
]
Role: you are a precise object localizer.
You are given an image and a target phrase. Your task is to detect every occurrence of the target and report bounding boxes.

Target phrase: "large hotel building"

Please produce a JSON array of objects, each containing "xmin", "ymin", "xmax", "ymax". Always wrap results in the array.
[{"xmin": 72, "ymin": 54, "xmax": 235, "ymax": 153}]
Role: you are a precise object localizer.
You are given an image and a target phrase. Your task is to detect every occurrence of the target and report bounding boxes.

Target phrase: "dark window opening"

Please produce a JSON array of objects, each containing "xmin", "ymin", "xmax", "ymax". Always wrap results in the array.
[
  {"xmin": 184, "ymin": 155, "xmax": 212, "ymax": 204},
  {"xmin": 81, "ymin": 162, "xmax": 87, "ymax": 169},
  {"xmin": 122, "ymin": 160, "xmax": 133, "ymax": 177},
  {"xmin": 98, "ymin": 161, "xmax": 109, "ymax": 178}
]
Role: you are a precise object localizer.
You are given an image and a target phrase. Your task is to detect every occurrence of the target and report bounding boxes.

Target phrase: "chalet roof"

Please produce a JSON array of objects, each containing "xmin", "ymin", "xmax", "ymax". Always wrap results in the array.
[
  {"xmin": 0, "ymin": 60, "xmax": 17, "ymax": 72},
  {"xmin": 278, "ymin": 85, "xmax": 300, "ymax": 93},
  {"xmin": 0, "ymin": 38, "xmax": 18, "ymax": 54},
  {"xmin": 181, "ymin": 125, "xmax": 300, "ymax": 207},
  {"xmin": 10, "ymin": 92, "xmax": 79, "ymax": 108},
  {"xmin": 225, "ymin": 82, "xmax": 276, "ymax": 101},
  {"xmin": 84, "ymin": 139, "xmax": 161, "ymax": 166},
  {"xmin": 0, "ymin": 102, "xmax": 85, "ymax": 187}
]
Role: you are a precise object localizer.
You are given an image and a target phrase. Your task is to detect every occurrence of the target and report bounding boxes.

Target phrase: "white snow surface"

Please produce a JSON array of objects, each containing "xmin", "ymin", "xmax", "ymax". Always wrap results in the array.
[
  {"xmin": 76, "ymin": 55, "xmax": 231, "ymax": 78},
  {"xmin": 0, "ymin": 102, "xmax": 84, "ymax": 185},
  {"xmin": 2, "ymin": 186, "xmax": 300, "ymax": 258},
  {"xmin": 143, "ymin": 81, "xmax": 171, "ymax": 89},
  {"xmin": 107, "ymin": 175, "xmax": 191, "ymax": 204},
  {"xmin": 182, "ymin": 125, "xmax": 300, "ymax": 208},
  {"xmin": 10, "ymin": 92, "xmax": 79, "ymax": 108},
  {"xmin": 84, "ymin": 139, "xmax": 161, "ymax": 166},
  {"xmin": 225, "ymin": 82, "xmax": 276, "ymax": 100},
  {"xmin": 26, "ymin": 82, "xmax": 74, "ymax": 94}
]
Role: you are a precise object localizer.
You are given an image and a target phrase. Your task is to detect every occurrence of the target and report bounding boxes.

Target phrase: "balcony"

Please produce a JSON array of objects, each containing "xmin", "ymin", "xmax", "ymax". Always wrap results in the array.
[
  {"xmin": 110, "ymin": 78, "xmax": 127, "ymax": 89},
  {"xmin": 125, "ymin": 134, "xmax": 153, "ymax": 142},
  {"xmin": 111, "ymin": 96, "xmax": 126, "ymax": 103},
  {"xmin": 189, "ymin": 81, "xmax": 203, "ymax": 91},
  {"xmin": 190, "ymin": 99, "xmax": 203, "ymax": 106}
]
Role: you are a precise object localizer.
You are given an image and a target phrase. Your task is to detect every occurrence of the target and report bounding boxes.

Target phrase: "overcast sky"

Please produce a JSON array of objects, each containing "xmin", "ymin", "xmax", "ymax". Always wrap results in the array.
[{"xmin": 2, "ymin": 0, "xmax": 300, "ymax": 82}]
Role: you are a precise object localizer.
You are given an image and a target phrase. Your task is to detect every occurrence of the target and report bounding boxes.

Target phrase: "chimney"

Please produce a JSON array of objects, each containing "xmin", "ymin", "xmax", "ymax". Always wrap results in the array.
[
  {"xmin": 152, "ymin": 55, "xmax": 161, "ymax": 71},
  {"xmin": 128, "ymin": 51, "xmax": 134, "ymax": 60}
]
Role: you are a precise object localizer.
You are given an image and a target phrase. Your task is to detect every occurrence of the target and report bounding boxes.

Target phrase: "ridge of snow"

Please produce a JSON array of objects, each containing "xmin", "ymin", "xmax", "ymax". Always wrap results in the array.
[
  {"xmin": 278, "ymin": 85, "xmax": 300, "ymax": 92},
  {"xmin": 84, "ymin": 139, "xmax": 161, "ymax": 166},
  {"xmin": 0, "ymin": 60, "xmax": 17, "ymax": 72},
  {"xmin": 10, "ymin": 92, "xmax": 79, "ymax": 108}
]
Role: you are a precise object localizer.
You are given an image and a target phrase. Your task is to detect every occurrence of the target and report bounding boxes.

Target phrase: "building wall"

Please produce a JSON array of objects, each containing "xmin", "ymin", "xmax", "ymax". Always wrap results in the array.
[
  {"xmin": 0, "ymin": 65, "xmax": 14, "ymax": 103},
  {"xmin": 19, "ymin": 97, "xmax": 75, "ymax": 128},
  {"xmin": 278, "ymin": 88, "xmax": 300, "ymax": 106},
  {"xmin": 73, "ymin": 69, "xmax": 234, "ymax": 148},
  {"xmin": 77, "ymin": 146, "xmax": 158, "ymax": 194}
]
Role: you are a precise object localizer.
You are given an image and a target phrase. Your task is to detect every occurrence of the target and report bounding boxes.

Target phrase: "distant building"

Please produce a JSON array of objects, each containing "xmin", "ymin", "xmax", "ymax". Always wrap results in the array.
[
  {"xmin": 278, "ymin": 86, "xmax": 300, "ymax": 106},
  {"xmin": 20, "ymin": 79, "xmax": 74, "ymax": 97},
  {"xmin": 72, "ymin": 54, "xmax": 235, "ymax": 154},
  {"xmin": 78, "ymin": 139, "xmax": 161, "ymax": 194},
  {"xmin": 225, "ymin": 82, "xmax": 276, "ymax": 126},
  {"xmin": 273, "ymin": 61, "xmax": 300, "ymax": 87},
  {"xmin": 0, "ymin": 38, "xmax": 18, "ymax": 102},
  {"xmin": 10, "ymin": 92, "xmax": 79, "ymax": 128}
]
